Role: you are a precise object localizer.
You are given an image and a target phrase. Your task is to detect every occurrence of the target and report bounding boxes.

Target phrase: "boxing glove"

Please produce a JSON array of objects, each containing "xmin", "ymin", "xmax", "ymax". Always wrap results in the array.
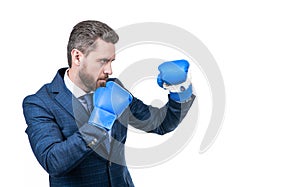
[
  {"xmin": 88, "ymin": 81, "xmax": 133, "ymax": 130},
  {"xmin": 157, "ymin": 59, "xmax": 193, "ymax": 102}
]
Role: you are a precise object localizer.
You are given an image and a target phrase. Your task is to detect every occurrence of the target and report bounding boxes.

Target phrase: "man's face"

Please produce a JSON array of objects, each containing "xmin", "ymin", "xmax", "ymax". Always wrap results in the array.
[{"xmin": 78, "ymin": 38, "xmax": 115, "ymax": 92}]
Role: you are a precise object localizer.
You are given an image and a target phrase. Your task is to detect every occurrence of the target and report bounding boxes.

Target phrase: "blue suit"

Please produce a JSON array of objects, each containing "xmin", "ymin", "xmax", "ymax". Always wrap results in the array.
[{"xmin": 23, "ymin": 68, "xmax": 195, "ymax": 187}]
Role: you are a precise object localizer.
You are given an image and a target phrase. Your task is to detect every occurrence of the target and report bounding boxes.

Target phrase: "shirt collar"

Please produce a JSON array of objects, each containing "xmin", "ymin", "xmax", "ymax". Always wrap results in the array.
[{"xmin": 64, "ymin": 69, "xmax": 89, "ymax": 98}]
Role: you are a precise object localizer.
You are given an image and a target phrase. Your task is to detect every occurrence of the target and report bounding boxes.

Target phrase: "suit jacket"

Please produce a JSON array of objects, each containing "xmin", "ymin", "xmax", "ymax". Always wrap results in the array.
[{"xmin": 23, "ymin": 68, "xmax": 195, "ymax": 187}]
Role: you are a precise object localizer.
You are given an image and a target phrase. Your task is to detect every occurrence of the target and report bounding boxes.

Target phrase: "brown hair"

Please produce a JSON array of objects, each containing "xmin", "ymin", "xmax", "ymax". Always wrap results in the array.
[{"xmin": 67, "ymin": 20, "xmax": 119, "ymax": 67}]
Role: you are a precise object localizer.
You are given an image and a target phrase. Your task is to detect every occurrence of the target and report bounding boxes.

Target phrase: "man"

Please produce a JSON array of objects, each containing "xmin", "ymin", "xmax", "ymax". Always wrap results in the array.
[{"xmin": 23, "ymin": 20, "xmax": 195, "ymax": 187}]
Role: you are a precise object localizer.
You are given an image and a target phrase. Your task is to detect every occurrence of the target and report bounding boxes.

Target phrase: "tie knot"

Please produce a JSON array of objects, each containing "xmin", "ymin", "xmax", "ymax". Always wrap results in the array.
[
  {"xmin": 80, "ymin": 93, "xmax": 93, "ymax": 114},
  {"xmin": 83, "ymin": 93, "xmax": 93, "ymax": 106}
]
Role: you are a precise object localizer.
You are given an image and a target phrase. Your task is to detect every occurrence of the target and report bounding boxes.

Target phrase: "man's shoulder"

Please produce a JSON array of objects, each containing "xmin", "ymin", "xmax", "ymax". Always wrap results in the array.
[
  {"xmin": 23, "ymin": 83, "xmax": 51, "ymax": 106},
  {"xmin": 23, "ymin": 68, "xmax": 67, "ymax": 103}
]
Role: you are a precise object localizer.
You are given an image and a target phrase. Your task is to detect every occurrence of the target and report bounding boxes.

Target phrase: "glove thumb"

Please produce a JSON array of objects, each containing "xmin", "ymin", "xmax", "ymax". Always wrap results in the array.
[{"xmin": 157, "ymin": 73, "xmax": 165, "ymax": 88}]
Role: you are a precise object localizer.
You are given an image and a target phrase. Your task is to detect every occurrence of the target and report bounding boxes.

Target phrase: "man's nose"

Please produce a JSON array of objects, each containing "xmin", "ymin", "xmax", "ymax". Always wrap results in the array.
[{"xmin": 103, "ymin": 62, "xmax": 113, "ymax": 75}]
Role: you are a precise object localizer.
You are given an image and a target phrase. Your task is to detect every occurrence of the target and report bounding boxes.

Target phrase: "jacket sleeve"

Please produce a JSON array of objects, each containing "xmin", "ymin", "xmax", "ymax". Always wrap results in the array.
[
  {"xmin": 128, "ymin": 94, "xmax": 196, "ymax": 135},
  {"xmin": 22, "ymin": 94, "xmax": 107, "ymax": 177}
]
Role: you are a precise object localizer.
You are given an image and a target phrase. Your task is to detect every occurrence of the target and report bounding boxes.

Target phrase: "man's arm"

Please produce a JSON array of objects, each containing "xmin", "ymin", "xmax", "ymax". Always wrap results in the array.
[
  {"xmin": 23, "ymin": 94, "xmax": 108, "ymax": 177},
  {"xmin": 128, "ymin": 59, "xmax": 195, "ymax": 134},
  {"xmin": 128, "ymin": 95, "xmax": 195, "ymax": 135}
]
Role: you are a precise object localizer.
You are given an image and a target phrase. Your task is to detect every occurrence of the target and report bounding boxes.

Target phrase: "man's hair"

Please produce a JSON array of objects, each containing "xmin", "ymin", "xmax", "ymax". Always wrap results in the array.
[{"xmin": 67, "ymin": 20, "xmax": 119, "ymax": 67}]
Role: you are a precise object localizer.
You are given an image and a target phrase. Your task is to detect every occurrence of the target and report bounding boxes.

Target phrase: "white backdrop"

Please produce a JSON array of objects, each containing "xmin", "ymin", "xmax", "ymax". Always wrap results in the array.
[{"xmin": 1, "ymin": 0, "xmax": 300, "ymax": 186}]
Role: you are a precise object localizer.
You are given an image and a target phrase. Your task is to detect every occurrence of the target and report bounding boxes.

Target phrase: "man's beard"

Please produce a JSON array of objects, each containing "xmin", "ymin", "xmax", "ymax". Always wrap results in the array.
[
  {"xmin": 78, "ymin": 69, "xmax": 95, "ymax": 92},
  {"xmin": 78, "ymin": 66, "xmax": 108, "ymax": 91},
  {"xmin": 97, "ymin": 80, "xmax": 107, "ymax": 88}
]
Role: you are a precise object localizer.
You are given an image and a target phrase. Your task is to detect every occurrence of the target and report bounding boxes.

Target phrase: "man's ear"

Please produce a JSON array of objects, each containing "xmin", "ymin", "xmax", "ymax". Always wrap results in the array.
[{"xmin": 71, "ymin": 49, "xmax": 83, "ymax": 66}]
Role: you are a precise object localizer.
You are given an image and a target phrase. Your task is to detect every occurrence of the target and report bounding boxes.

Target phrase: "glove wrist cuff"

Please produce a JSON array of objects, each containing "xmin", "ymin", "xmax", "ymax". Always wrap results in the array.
[
  {"xmin": 170, "ymin": 84, "xmax": 193, "ymax": 102},
  {"xmin": 163, "ymin": 78, "xmax": 191, "ymax": 93},
  {"xmin": 88, "ymin": 107, "xmax": 116, "ymax": 131}
]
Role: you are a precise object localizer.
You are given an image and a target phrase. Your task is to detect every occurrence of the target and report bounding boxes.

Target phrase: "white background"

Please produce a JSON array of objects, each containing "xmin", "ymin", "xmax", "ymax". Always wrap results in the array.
[{"xmin": 1, "ymin": 0, "xmax": 300, "ymax": 186}]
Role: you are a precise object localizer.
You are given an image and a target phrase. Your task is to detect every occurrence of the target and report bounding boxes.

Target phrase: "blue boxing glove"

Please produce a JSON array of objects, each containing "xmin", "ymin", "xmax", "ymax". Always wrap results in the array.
[
  {"xmin": 88, "ymin": 81, "xmax": 133, "ymax": 130},
  {"xmin": 157, "ymin": 59, "xmax": 193, "ymax": 102}
]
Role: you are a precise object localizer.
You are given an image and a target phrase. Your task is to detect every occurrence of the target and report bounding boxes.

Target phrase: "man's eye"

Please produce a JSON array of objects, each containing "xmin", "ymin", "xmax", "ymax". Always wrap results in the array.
[{"xmin": 99, "ymin": 59, "xmax": 108, "ymax": 64}]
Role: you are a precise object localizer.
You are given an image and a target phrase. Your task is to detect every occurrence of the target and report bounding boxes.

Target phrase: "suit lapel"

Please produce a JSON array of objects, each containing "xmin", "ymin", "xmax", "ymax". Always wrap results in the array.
[{"xmin": 50, "ymin": 68, "xmax": 90, "ymax": 127}]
